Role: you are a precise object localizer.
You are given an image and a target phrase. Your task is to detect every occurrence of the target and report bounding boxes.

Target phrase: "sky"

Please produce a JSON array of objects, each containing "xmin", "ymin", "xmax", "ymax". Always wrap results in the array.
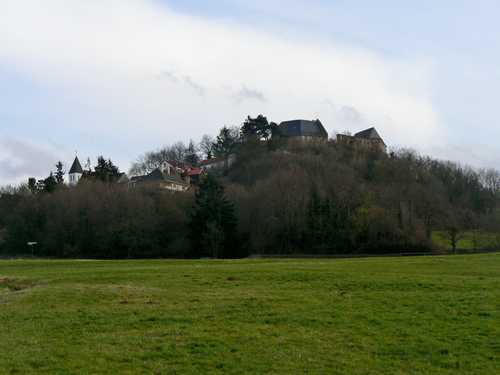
[{"xmin": 1, "ymin": 0, "xmax": 500, "ymax": 184}]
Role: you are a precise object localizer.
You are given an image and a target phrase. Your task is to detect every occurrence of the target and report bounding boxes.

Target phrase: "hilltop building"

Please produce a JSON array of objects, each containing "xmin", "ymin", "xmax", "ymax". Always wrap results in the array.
[
  {"xmin": 129, "ymin": 161, "xmax": 190, "ymax": 192},
  {"xmin": 336, "ymin": 127, "xmax": 386, "ymax": 153},
  {"xmin": 68, "ymin": 156, "xmax": 83, "ymax": 186},
  {"xmin": 278, "ymin": 119, "xmax": 328, "ymax": 140}
]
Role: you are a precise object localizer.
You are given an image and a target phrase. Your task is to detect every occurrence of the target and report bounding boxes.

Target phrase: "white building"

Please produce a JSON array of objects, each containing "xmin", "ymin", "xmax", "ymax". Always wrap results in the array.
[{"xmin": 68, "ymin": 156, "xmax": 83, "ymax": 186}]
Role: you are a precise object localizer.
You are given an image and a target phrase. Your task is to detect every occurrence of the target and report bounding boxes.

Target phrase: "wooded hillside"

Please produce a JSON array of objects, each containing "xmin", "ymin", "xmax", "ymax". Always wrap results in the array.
[{"xmin": 1, "ymin": 121, "xmax": 499, "ymax": 258}]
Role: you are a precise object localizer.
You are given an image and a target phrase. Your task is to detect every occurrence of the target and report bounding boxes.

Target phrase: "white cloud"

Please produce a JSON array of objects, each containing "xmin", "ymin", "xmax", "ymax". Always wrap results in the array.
[
  {"xmin": 0, "ymin": 137, "xmax": 65, "ymax": 184},
  {"xmin": 0, "ymin": 0, "xmax": 445, "ymax": 178}
]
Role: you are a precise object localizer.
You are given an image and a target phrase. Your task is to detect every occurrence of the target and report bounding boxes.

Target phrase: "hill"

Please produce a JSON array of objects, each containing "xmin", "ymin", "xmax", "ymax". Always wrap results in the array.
[{"xmin": 1, "ymin": 120, "xmax": 500, "ymax": 258}]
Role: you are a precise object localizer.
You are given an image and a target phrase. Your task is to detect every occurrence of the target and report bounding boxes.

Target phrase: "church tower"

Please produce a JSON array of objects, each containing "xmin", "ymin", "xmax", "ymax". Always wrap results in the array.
[{"xmin": 68, "ymin": 156, "xmax": 83, "ymax": 186}]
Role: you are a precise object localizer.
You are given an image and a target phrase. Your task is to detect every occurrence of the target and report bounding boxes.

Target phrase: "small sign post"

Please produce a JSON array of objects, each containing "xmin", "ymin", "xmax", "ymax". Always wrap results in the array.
[{"xmin": 27, "ymin": 242, "xmax": 38, "ymax": 257}]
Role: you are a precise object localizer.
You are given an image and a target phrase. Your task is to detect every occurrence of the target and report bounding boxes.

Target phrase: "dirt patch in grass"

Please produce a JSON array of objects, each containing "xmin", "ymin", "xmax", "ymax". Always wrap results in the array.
[{"xmin": 0, "ymin": 277, "xmax": 36, "ymax": 292}]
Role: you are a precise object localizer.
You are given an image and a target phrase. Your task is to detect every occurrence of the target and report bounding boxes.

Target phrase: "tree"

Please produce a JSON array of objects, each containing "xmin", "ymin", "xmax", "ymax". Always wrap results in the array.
[
  {"xmin": 270, "ymin": 122, "xmax": 280, "ymax": 138},
  {"xmin": 443, "ymin": 210, "xmax": 467, "ymax": 253},
  {"xmin": 28, "ymin": 178, "xmax": 37, "ymax": 194},
  {"xmin": 84, "ymin": 158, "xmax": 92, "ymax": 172},
  {"xmin": 241, "ymin": 115, "xmax": 272, "ymax": 141},
  {"xmin": 189, "ymin": 174, "xmax": 240, "ymax": 258},
  {"xmin": 130, "ymin": 143, "xmax": 190, "ymax": 176},
  {"xmin": 43, "ymin": 173, "xmax": 57, "ymax": 193},
  {"xmin": 213, "ymin": 126, "xmax": 240, "ymax": 160},
  {"xmin": 94, "ymin": 156, "xmax": 120, "ymax": 182},
  {"xmin": 184, "ymin": 140, "xmax": 200, "ymax": 166},
  {"xmin": 199, "ymin": 135, "xmax": 215, "ymax": 159},
  {"xmin": 55, "ymin": 161, "xmax": 65, "ymax": 185}
]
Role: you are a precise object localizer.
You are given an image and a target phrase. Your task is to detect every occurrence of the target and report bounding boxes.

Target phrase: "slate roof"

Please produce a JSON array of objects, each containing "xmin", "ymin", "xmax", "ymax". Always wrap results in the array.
[
  {"xmin": 69, "ymin": 156, "xmax": 83, "ymax": 174},
  {"xmin": 354, "ymin": 127, "xmax": 385, "ymax": 145},
  {"xmin": 132, "ymin": 168, "xmax": 188, "ymax": 186},
  {"xmin": 278, "ymin": 119, "xmax": 328, "ymax": 139}
]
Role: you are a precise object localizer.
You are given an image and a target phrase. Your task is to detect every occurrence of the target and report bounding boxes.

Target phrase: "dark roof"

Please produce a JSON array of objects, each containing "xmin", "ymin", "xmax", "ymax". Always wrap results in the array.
[
  {"xmin": 200, "ymin": 157, "xmax": 225, "ymax": 166},
  {"xmin": 132, "ymin": 168, "xmax": 188, "ymax": 186},
  {"xmin": 278, "ymin": 119, "xmax": 328, "ymax": 138},
  {"xmin": 355, "ymin": 127, "xmax": 382, "ymax": 139},
  {"xmin": 354, "ymin": 127, "xmax": 385, "ymax": 145},
  {"xmin": 69, "ymin": 157, "xmax": 83, "ymax": 174}
]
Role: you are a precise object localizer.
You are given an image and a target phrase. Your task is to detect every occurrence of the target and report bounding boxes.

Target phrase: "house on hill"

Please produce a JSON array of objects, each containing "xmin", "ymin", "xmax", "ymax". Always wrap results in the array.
[
  {"xmin": 278, "ymin": 119, "xmax": 328, "ymax": 140},
  {"xmin": 336, "ymin": 127, "xmax": 387, "ymax": 153},
  {"xmin": 130, "ymin": 161, "xmax": 190, "ymax": 192},
  {"xmin": 183, "ymin": 167, "xmax": 204, "ymax": 185},
  {"xmin": 68, "ymin": 156, "xmax": 83, "ymax": 186},
  {"xmin": 200, "ymin": 155, "xmax": 236, "ymax": 171}
]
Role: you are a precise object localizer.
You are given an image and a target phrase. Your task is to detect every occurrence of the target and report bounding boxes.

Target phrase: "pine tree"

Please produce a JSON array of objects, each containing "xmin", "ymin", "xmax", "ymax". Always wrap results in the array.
[
  {"xmin": 28, "ymin": 178, "xmax": 37, "ymax": 194},
  {"xmin": 213, "ymin": 127, "xmax": 239, "ymax": 159},
  {"xmin": 43, "ymin": 173, "xmax": 57, "ymax": 193},
  {"xmin": 55, "ymin": 161, "xmax": 65, "ymax": 185},
  {"xmin": 241, "ymin": 115, "xmax": 271, "ymax": 141},
  {"xmin": 189, "ymin": 173, "xmax": 240, "ymax": 258},
  {"xmin": 94, "ymin": 156, "xmax": 120, "ymax": 182}
]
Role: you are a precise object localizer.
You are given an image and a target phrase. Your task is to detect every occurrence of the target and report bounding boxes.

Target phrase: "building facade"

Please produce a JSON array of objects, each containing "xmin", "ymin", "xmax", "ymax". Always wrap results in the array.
[
  {"xmin": 337, "ymin": 127, "xmax": 386, "ymax": 153},
  {"xmin": 68, "ymin": 156, "xmax": 83, "ymax": 186},
  {"xmin": 278, "ymin": 119, "xmax": 328, "ymax": 140}
]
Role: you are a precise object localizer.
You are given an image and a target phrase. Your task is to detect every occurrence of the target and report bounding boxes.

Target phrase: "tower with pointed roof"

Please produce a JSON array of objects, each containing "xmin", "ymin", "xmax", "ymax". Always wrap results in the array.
[{"xmin": 68, "ymin": 156, "xmax": 83, "ymax": 186}]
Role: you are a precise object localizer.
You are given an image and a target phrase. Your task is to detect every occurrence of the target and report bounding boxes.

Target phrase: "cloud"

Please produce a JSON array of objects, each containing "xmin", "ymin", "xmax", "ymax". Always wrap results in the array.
[
  {"xmin": 0, "ymin": 0, "xmax": 444, "ymax": 180},
  {"xmin": 0, "ymin": 137, "xmax": 64, "ymax": 184},
  {"xmin": 183, "ymin": 76, "xmax": 206, "ymax": 97},
  {"xmin": 233, "ymin": 86, "xmax": 267, "ymax": 103},
  {"xmin": 158, "ymin": 70, "xmax": 206, "ymax": 96}
]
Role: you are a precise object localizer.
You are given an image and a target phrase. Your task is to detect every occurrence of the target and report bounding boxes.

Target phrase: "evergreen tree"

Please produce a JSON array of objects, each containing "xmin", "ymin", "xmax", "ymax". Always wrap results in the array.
[
  {"xmin": 85, "ymin": 158, "xmax": 92, "ymax": 172},
  {"xmin": 43, "ymin": 173, "xmax": 57, "ymax": 193},
  {"xmin": 189, "ymin": 173, "xmax": 240, "ymax": 258},
  {"xmin": 94, "ymin": 156, "xmax": 120, "ymax": 182},
  {"xmin": 241, "ymin": 115, "xmax": 272, "ymax": 141},
  {"xmin": 55, "ymin": 161, "xmax": 65, "ymax": 185},
  {"xmin": 212, "ymin": 126, "xmax": 240, "ymax": 172},
  {"xmin": 28, "ymin": 178, "xmax": 37, "ymax": 194},
  {"xmin": 213, "ymin": 126, "xmax": 240, "ymax": 159}
]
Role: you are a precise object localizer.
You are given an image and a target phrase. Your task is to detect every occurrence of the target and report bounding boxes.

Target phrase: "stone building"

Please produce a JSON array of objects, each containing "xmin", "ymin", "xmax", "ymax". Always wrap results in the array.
[
  {"xmin": 278, "ymin": 119, "xmax": 328, "ymax": 140},
  {"xmin": 336, "ymin": 127, "xmax": 386, "ymax": 153}
]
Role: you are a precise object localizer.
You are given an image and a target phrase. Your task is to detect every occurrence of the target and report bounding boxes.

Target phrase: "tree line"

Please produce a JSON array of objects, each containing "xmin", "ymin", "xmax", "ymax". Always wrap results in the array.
[{"xmin": 1, "ymin": 115, "xmax": 500, "ymax": 258}]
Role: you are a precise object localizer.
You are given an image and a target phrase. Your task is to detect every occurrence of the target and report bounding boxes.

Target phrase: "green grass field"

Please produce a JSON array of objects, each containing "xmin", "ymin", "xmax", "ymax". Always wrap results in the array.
[
  {"xmin": 1, "ymin": 255, "xmax": 500, "ymax": 374},
  {"xmin": 432, "ymin": 231, "xmax": 499, "ymax": 251}
]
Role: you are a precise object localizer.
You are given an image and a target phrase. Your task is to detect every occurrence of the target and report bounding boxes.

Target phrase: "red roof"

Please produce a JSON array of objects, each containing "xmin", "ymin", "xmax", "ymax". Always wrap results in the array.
[{"xmin": 187, "ymin": 168, "xmax": 203, "ymax": 176}]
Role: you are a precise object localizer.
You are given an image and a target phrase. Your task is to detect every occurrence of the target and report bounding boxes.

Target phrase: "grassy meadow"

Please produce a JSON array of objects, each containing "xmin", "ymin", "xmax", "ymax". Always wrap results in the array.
[
  {"xmin": 432, "ymin": 231, "xmax": 499, "ymax": 251},
  {"xmin": 1, "ymin": 254, "xmax": 500, "ymax": 374}
]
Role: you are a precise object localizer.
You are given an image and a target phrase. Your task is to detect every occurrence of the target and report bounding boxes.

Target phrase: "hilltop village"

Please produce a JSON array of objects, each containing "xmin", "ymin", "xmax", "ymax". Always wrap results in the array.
[
  {"xmin": 29, "ymin": 118, "xmax": 386, "ymax": 193},
  {"xmin": 2, "ymin": 113, "xmax": 499, "ymax": 260}
]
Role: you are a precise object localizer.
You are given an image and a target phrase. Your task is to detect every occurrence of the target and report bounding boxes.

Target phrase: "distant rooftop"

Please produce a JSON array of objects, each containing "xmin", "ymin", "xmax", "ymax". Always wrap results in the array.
[
  {"xmin": 69, "ymin": 156, "xmax": 83, "ymax": 174},
  {"xmin": 355, "ymin": 127, "xmax": 385, "ymax": 145},
  {"xmin": 278, "ymin": 119, "xmax": 328, "ymax": 139}
]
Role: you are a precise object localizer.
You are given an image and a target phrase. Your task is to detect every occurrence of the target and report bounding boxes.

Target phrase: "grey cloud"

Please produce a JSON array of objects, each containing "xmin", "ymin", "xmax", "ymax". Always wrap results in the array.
[
  {"xmin": 233, "ymin": 86, "xmax": 267, "ymax": 103},
  {"xmin": 158, "ymin": 70, "xmax": 206, "ymax": 96},
  {"xmin": 183, "ymin": 76, "xmax": 206, "ymax": 97},
  {"xmin": 0, "ymin": 138, "xmax": 61, "ymax": 183},
  {"xmin": 158, "ymin": 70, "xmax": 179, "ymax": 83}
]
